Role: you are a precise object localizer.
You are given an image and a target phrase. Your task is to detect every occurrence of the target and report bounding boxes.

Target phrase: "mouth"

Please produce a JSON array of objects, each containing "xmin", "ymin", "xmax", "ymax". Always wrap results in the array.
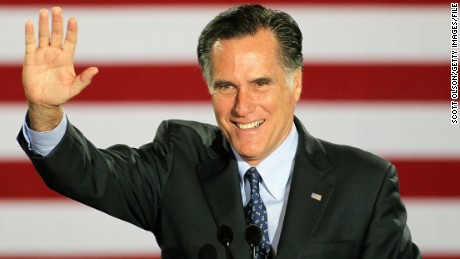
[{"xmin": 233, "ymin": 119, "xmax": 265, "ymax": 130}]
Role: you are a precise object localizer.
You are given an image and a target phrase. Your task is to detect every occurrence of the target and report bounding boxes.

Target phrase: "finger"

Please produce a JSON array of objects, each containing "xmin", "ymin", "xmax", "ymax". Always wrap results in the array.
[
  {"xmin": 50, "ymin": 7, "xmax": 64, "ymax": 47},
  {"xmin": 63, "ymin": 17, "xmax": 78, "ymax": 56},
  {"xmin": 72, "ymin": 67, "xmax": 99, "ymax": 96},
  {"xmin": 25, "ymin": 20, "xmax": 36, "ymax": 55},
  {"xmin": 38, "ymin": 9, "xmax": 50, "ymax": 48}
]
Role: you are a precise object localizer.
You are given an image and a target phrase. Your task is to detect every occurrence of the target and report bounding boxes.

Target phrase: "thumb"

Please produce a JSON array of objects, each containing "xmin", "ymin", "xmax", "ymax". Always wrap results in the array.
[{"xmin": 72, "ymin": 67, "xmax": 99, "ymax": 95}]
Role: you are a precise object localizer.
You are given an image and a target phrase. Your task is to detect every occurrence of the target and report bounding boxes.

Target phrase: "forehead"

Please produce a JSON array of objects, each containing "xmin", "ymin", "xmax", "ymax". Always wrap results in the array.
[{"xmin": 209, "ymin": 29, "xmax": 288, "ymax": 86}]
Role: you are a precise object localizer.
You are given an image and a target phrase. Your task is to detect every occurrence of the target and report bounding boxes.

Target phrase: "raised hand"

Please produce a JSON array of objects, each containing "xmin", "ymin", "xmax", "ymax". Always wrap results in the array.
[{"xmin": 23, "ymin": 7, "xmax": 98, "ymax": 131}]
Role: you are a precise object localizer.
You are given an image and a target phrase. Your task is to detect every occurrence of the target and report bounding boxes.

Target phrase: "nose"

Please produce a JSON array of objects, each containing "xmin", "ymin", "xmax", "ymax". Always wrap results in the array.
[{"xmin": 233, "ymin": 86, "xmax": 256, "ymax": 116}]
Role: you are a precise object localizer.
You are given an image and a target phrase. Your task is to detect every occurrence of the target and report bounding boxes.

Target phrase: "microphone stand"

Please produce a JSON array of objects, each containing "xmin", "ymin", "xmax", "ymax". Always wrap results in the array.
[{"xmin": 250, "ymin": 243, "xmax": 257, "ymax": 259}]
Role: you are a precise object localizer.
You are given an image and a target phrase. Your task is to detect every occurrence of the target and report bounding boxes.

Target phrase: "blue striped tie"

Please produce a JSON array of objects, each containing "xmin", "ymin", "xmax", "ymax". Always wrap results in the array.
[{"xmin": 244, "ymin": 167, "xmax": 271, "ymax": 259}]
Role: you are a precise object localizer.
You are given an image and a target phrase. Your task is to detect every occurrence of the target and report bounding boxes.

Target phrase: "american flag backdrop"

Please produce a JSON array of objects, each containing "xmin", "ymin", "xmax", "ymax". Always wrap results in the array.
[{"xmin": 1, "ymin": 0, "xmax": 459, "ymax": 258}]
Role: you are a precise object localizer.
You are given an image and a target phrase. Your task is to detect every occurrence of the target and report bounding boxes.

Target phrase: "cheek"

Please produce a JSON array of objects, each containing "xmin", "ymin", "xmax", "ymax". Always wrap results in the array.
[
  {"xmin": 212, "ymin": 97, "xmax": 231, "ymax": 121},
  {"xmin": 273, "ymin": 94, "xmax": 296, "ymax": 118}
]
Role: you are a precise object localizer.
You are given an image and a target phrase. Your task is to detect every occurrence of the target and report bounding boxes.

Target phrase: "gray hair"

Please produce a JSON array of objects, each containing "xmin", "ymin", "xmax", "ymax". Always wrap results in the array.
[{"xmin": 197, "ymin": 4, "xmax": 303, "ymax": 93}]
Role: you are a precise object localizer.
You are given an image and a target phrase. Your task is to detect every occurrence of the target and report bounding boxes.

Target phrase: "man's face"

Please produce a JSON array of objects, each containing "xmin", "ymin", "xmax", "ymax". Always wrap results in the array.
[{"xmin": 210, "ymin": 29, "xmax": 302, "ymax": 166}]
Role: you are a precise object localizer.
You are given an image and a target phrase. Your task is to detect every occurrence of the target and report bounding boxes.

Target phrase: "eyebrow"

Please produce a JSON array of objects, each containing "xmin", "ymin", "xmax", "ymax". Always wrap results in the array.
[
  {"xmin": 212, "ymin": 76, "xmax": 274, "ymax": 89},
  {"xmin": 251, "ymin": 77, "xmax": 273, "ymax": 85},
  {"xmin": 212, "ymin": 80, "xmax": 234, "ymax": 88}
]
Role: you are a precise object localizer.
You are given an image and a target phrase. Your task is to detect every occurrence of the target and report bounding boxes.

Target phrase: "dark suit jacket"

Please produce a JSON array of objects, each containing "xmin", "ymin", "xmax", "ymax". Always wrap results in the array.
[{"xmin": 18, "ymin": 117, "xmax": 421, "ymax": 258}]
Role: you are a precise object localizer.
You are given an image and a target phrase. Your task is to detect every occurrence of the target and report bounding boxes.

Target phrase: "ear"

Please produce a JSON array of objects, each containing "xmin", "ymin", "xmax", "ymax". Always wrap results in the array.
[{"xmin": 293, "ymin": 68, "xmax": 303, "ymax": 102}]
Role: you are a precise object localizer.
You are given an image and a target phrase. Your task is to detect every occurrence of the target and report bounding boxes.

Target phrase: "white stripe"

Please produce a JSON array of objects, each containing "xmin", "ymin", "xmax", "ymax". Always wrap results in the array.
[
  {"xmin": 0, "ymin": 198, "xmax": 458, "ymax": 254},
  {"xmin": 0, "ymin": 199, "xmax": 159, "ymax": 255},
  {"xmin": 2, "ymin": 102, "xmax": 459, "ymax": 161},
  {"xmin": 0, "ymin": 5, "xmax": 448, "ymax": 65},
  {"xmin": 404, "ymin": 198, "xmax": 460, "ymax": 255}
]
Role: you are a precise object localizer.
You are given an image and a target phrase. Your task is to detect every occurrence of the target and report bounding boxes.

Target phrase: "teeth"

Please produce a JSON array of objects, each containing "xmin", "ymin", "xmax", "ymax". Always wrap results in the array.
[{"xmin": 236, "ymin": 120, "xmax": 265, "ymax": 129}]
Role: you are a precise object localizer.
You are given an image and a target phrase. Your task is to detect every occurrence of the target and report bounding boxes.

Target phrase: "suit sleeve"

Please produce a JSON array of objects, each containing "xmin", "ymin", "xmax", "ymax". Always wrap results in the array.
[
  {"xmin": 361, "ymin": 164, "xmax": 422, "ymax": 259},
  {"xmin": 17, "ymin": 120, "xmax": 173, "ymax": 233}
]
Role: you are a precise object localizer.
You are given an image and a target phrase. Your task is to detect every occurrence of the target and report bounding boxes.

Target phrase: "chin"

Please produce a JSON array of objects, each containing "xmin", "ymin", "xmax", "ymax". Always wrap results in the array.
[{"xmin": 234, "ymin": 145, "xmax": 262, "ymax": 159}]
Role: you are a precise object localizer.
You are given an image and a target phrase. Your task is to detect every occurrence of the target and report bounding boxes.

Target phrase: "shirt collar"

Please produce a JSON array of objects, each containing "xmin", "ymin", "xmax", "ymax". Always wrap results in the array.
[{"xmin": 232, "ymin": 123, "xmax": 299, "ymax": 200}]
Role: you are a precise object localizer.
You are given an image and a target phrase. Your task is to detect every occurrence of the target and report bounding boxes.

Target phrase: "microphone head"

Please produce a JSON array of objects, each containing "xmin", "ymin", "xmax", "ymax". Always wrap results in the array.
[
  {"xmin": 244, "ymin": 224, "xmax": 263, "ymax": 246},
  {"xmin": 217, "ymin": 224, "xmax": 234, "ymax": 246},
  {"xmin": 198, "ymin": 243, "xmax": 217, "ymax": 259}
]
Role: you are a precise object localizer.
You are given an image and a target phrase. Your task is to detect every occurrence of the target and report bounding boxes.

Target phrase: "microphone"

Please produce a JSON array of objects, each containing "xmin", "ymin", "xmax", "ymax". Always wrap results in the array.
[
  {"xmin": 198, "ymin": 243, "xmax": 217, "ymax": 259},
  {"xmin": 217, "ymin": 224, "xmax": 234, "ymax": 259},
  {"xmin": 244, "ymin": 224, "xmax": 262, "ymax": 259}
]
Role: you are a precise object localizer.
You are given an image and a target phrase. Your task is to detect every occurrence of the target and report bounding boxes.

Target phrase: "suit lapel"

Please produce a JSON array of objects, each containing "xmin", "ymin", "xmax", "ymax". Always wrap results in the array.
[
  {"xmin": 276, "ymin": 118, "xmax": 335, "ymax": 258},
  {"xmin": 196, "ymin": 150, "xmax": 250, "ymax": 259}
]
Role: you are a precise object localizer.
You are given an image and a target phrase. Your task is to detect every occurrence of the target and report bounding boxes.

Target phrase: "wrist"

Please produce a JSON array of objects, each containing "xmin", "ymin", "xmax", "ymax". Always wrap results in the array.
[{"xmin": 27, "ymin": 103, "xmax": 64, "ymax": 132}]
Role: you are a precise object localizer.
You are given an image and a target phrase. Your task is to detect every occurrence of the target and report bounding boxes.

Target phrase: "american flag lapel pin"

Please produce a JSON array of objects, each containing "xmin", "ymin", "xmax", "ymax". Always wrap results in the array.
[{"xmin": 311, "ymin": 192, "xmax": 322, "ymax": 202}]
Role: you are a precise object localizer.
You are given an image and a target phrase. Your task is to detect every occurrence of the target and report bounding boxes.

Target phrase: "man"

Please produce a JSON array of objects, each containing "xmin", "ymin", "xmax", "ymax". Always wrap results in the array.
[{"xmin": 18, "ymin": 4, "xmax": 421, "ymax": 258}]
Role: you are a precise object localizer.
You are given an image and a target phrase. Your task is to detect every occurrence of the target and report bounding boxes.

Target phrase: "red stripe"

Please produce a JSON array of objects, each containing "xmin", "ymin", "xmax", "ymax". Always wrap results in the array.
[
  {"xmin": 1, "ymin": 64, "xmax": 448, "ymax": 102},
  {"xmin": 0, "ymin": 0, "xmax": 450, "ymax": 6},
  {"xmin": 1, "ymin": 160, "xmax": 459, "ymax": 199},
  {"xmin": 0, "ymin": 162, "xmax": 61, "ymax": 199},
  {"xmin": 393, "ymin": 159, "xmax": 460, "ymax": 198}
]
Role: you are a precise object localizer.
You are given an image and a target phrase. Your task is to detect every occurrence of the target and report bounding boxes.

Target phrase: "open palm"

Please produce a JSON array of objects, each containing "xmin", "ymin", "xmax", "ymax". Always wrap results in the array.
[{"xmin": 23, "ymin": 7, "xmax": 98, "ymax": 107}]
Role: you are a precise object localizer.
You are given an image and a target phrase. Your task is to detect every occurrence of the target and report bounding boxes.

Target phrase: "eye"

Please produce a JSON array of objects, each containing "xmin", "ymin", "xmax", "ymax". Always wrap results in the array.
[
  {"xmin": 219, "ymin": 83, "xmax": 232, "ymax": 89},
  {"xmin": 252, "ymin": 78, "xmax": 272, "ymax": 92},
  {"xmin": 215, "ymin": 82, "xmax": 236, "ymax": 95},
  {"xmin": 254, "ymin": 78, "xmax": 271, "ymax": 86},
  {"xmin": 256, "ymin": 81, "xmax": 266, "ymax": 86}
]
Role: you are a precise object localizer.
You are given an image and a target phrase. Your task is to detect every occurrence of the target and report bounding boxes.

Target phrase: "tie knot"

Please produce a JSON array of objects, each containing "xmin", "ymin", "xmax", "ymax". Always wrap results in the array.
[{"xmin": 245, "ymin": 167, "xmax": 262, "ymax": 184}]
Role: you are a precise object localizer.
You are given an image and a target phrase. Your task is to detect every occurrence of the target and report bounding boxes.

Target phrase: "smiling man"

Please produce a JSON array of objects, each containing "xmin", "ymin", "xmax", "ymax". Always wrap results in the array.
[
  {"xmin": 210, "ymin": 28, "xmax": 302, "ymax": 166},
  {"xmin": 18, "ymin": 4, "xmax": 420, "ymax": 259}
]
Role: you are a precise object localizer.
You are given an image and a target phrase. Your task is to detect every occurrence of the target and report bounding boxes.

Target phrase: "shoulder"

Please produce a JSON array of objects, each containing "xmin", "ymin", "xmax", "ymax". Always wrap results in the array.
[
  {"xmin": 152, "ymin": 120, "xmax": 228, "ymax": 159},
  {"xmin": 294, "ymin": 117, "xmax": 392, "ymax": 177},
  {"xmin": 316, "ymin": 139, "xmax": 395, "ymax": 194},
  {"xmin": 155, "ymin": 119, "xmax": 221, "ymax": 143},
  {"xmin": 320, "ymin": 139, "xmax": 391, "ymax": 173}
]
